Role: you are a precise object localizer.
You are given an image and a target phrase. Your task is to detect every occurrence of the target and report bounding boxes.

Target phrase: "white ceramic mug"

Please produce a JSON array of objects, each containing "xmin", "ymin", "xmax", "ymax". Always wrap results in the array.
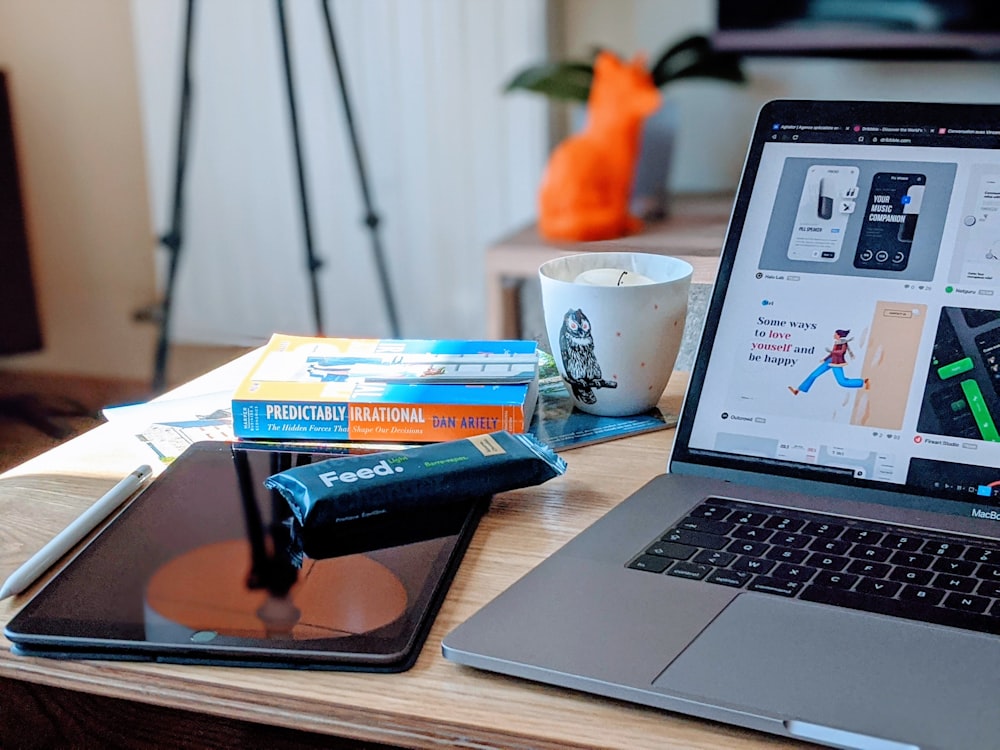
[{"xmin": 539, "ymin": 252, "xmax": 692, "ymax": 417}]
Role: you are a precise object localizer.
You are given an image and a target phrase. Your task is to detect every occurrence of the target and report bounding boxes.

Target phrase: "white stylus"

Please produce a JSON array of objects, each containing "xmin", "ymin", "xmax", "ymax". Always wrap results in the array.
[{"xmin": 0, "ymin": 464, "xmax": 153, "ymax": 600}]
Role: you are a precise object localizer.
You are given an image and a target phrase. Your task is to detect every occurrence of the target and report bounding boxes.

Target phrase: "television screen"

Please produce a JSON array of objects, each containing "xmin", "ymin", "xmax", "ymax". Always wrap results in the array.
[{"xmin": 714, "ymin": 0, "xmax": 1000, "ymax": 59}]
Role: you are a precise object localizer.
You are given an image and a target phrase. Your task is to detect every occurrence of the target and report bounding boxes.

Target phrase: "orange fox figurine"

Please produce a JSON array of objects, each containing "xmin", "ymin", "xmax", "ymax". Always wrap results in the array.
[{"xmin": 538, "ymin": 51, "xmax": 661, "ymax": 242}]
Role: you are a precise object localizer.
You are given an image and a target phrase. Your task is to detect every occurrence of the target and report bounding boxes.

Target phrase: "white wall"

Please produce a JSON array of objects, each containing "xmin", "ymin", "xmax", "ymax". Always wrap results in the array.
[
  {"xmin": 557, "ymin": 0, "xmax": 1000, "ymax": 194},
  {"xmin": 6, "ymin": 0, "xmax": 994, "ymax": 380},
  {"xmin": 131, "ymin": 0, "xmax": 548, "ymax": 347},
  {"xmin": 0, "ymin": 1, "xmax": 157, "ymax": 380}
]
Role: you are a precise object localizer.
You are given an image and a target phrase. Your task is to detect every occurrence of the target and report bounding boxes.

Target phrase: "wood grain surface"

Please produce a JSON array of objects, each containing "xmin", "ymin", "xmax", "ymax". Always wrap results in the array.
[{"xmin": 0, "ymin": 371, "xmax": 812, "ymax": 749}]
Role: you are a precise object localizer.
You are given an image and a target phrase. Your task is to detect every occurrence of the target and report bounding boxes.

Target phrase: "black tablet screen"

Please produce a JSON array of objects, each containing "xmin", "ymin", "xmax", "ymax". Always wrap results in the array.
[{"xmin": 5, "ymin": 441, "xmax": 485, "ymax": 670}]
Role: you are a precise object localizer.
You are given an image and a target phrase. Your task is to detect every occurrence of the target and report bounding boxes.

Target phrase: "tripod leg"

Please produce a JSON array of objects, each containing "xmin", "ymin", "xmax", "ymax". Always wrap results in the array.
[
  {"xmin": 319, "ymin": 0, "xmax": 400, "ymax": 338},
  {"xmin": 152, "ymin": 0, "xmax": 197, "ymax": 393},
  {"xmin": 275, "ymin": 0, "xmax": 325, "ymax": 336}
]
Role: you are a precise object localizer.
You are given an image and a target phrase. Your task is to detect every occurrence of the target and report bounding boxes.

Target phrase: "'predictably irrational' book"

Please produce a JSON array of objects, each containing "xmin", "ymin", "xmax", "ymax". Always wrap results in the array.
[{"xmin": 231, "ymin": 334, "xmax": 539, "ymax": 443}]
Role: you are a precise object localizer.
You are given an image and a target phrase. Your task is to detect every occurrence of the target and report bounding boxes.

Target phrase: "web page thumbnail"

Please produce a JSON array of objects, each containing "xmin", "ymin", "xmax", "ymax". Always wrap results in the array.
[
  {"xmin": 738, "ymin": 297, "xmax": 925, "ymax": 431},
  {"xmin": 916, "ymin": 307, "xmax": 1000, "ymax": 442},
  {"xmin": 759, "ymin": 157, "xmax": 955, "ymax": 281},
  {"xmin": 854, "ymin": 172, "xmax": 926, "ymax": 271},
  {"xmin": 849, "ymin": 301, "xmax": 927, "ymax": 430},
  {"xmin": 715, "ymin": 432, "xmax": 894, "ymax": 480},
  {"xmin": 948, "ymin": 165, "xmax": 1000, "ymax": 285},
  {"xmin": 786, "ymin": 165, "xmax": 859, "ymax": 262}
]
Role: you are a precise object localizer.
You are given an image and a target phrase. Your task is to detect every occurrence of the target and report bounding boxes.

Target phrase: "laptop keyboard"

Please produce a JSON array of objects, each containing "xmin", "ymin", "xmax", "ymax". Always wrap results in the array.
[{"xmin": 628, "ymin": 497, "xmax": 1000, "ymax": 636}]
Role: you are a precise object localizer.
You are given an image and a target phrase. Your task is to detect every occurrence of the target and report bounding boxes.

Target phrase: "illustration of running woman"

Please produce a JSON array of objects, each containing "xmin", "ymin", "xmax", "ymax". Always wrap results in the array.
[{"xmin": 788, "ymin": 328, "xmax": 870, "ymax": 395}]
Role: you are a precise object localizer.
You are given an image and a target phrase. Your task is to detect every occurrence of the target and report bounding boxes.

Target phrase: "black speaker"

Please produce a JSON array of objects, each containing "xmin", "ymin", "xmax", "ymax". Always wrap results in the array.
[{"xmin": 0, "ymin": 69, "xmax": 43, "ymax": 356}]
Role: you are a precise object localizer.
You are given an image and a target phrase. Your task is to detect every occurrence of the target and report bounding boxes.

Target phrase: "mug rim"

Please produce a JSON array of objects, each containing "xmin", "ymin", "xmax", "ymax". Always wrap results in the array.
[{"xmin": 538, "ymin": 251, "xmax": 693, "ymax": 287}]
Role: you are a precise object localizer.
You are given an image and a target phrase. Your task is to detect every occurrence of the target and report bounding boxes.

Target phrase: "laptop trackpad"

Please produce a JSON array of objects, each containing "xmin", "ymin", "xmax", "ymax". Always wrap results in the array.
[{"xmin": 653, "ymin": 593, "xmax": 1000, "ymax": 749}]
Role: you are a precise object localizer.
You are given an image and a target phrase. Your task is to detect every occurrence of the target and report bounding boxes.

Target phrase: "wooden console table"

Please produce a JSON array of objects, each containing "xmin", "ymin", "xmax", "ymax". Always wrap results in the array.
[{"xmin": 486, "ymin": 193, "xmax": 732, "ymax": 339}]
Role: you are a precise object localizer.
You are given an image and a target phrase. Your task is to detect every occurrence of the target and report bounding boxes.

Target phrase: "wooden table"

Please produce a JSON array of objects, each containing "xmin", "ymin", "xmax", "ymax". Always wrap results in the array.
[
  {"xmin": 0, "ymin": 361, "xmax": 805, "ymax": 749},
  {"xmin": 486, "ymin": 193, "xmax": 732, "ymax": 340}
]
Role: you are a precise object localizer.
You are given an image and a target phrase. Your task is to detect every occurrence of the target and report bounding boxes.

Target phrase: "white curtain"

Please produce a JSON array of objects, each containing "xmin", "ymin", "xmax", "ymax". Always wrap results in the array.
[{"xmin": 130, "ymin": 0, "xmax": 548, "ymax": 344}]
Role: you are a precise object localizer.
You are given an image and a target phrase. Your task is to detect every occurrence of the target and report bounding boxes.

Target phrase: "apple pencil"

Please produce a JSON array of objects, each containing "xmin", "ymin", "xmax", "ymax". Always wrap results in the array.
[{"xmin": 0, "ymin": 464, "xmax": 153, "ymax": 600}]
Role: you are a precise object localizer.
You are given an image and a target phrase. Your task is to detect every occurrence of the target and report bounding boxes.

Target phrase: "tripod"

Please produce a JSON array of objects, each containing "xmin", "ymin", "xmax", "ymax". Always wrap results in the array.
[{"xmin": 151, "ymin": 0, "xmax": 401, "ymax": 392}]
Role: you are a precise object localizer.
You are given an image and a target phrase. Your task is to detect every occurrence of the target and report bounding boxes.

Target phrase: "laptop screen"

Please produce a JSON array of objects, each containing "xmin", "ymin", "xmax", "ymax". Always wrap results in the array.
[{"xmin": 673, "ymin": 100, "xmax": 1000, "ymax": 521}]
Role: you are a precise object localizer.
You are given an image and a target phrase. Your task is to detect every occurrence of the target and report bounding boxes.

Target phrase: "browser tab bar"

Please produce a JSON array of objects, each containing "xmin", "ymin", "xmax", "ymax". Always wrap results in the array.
[{"xmin": 768, "ymin": 119, "xmax": 1000, "ymax": 149}]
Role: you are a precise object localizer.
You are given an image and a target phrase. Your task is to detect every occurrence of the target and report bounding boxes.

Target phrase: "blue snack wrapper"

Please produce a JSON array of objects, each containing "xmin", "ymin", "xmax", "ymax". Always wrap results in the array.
[{"xmin": 264, "ymin": 431, "xmax": 567, "ymax": 534}]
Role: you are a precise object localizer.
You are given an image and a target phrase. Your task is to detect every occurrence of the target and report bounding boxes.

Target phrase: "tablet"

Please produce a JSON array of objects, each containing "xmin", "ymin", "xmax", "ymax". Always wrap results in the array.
[{"xmin": 5, "ymin": 441, "xmax": 487, "ymax": 671}]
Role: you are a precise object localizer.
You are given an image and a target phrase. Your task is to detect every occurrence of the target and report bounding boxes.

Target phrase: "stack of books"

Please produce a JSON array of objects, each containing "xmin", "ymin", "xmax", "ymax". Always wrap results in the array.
[{"xmin": 230, "ymin": 334, "xmax": 539, "ymax": 444}]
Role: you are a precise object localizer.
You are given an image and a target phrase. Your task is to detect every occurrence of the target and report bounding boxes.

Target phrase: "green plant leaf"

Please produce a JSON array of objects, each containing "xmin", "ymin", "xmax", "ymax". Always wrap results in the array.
[
  {"xmin": 503, "ymin": 62, "xmax": 594, "ymax": 102},
  {"xmin": 649, "ymin": 34, "xmax": 746, "ymax": 88},
  {"xmin": 503, "ymin": 34, "xmax": 745, "ymax": 102}
]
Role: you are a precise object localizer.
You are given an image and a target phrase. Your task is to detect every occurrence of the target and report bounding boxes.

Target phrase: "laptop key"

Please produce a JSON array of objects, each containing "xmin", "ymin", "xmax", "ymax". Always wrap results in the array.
[
  {"xmin": 763, "ymin": 516, "xmax": 805, "ymax": 533},
  {"xmin": 772, "ymin": 563, "xmax": 818, "ymax": 582},
  {"xmin": 771, "ymin": 532, "xmax": 811, "ymax": 549},
  {"xmin": 889, "ymin": 567, "xmax": 934, "ymax": 586},
  {"xmin": 847, "ymin": 560, "xmax": 890, "ymax": 578},
  {"xmin": 899, "ymin": 585, "xmax": 945, "ymax": 606},
  {"xmin": 881, "ymin": 534, "xmax": 924, "ymax": 552},
  {"xmin": 662, "ymin": 529, "xmax": 728, "ymax": 550},
  {"xmin": 964, "ymin": 546, "xmax": 1000, "ymax": 564},
  {"xmin": 765, "ymin": 546, "xmax": 810, "ymax": 564},
  {"xmin": 854, "ymin": 579, "xmax": 901, "ymax": 597},
  {"xmin": 802, "ymin": 521, "xmax": 845, "ymax": 538},
  {"xmin": 890, "ymin": 550, "xmax": 933, "ymax": 569},
  {"xmin": 727, "ymin": 540, "xmax": 769, "ymax": 557},
  {"xmin": 730, "ymin": 510, "xmax": 767, "ymax": 526},
  {"xmin": 942, "ymin": 592, "xmax": 990, "ymax": 614},
  {"xmin": 693, "ymin": 549, "xmax": 737, "ymax": 567},
  {"xmin": 731, "ymin": 526, "xmax": 773, "ymax": 542},
  {"xmin": 931, "ymin": 558, "xmax": 976, "ymax": 576},
  {"xmin": 933, "ymin": 573, "xmax": 977, "ymax": 593},
  {"xmin": 748, "ymin": 576, "xmax": 803, "ymax": 596},
  {"xmin": 813, "ymin": 570, "xmax": 859, "ymax": 589},
  {"xmin": 884, "ymin": 534, "xmax": 924, "ymax": 551},
  {"xmin": 668, "ymin": 562, "xmax": 712, "ymax": 581},
  {"xmin": 806, "ymin": 552, "xmax": 849, "ymax": 571},
  {"xmin": 646, "ymin": 542, "xmax": 696, "ymax": 560},
  {"xmin": 976, "ymin": 580, "xmax": 1000, "ymax": 598},
  {"xmin": 923, "ymin": 540, "xmax": 965, "ymax": 558},
  {"xmin": 732, "ymin": 556, "xmax": 775, "ymax": 575},
  {"xmin": 980, "ymin": 564, "xmax": 1000, "ymax": 581},
  {"xmin": 809, "ymin": 538, "xmax": 851, "ymax": 555},
  {"xmin": 842, "ymin": 528, "xmax": 883, "ymax": 545},
  {"xmin": 849, "ymin": 544, "xmax": 892, "ymax": 562},
  {"xmin": 706, "ymin": 569, "xmax": 751, "ymax": 588},
  {"xmin": 676, "ymin": 517, "xmax": 736, "ymax": 536},
  {"xmin": 690, "ymin": 504, "xmax": 731, "ymax": 521},
  {"xmin": 628, "ymin": 555, "xmax": 671, "ymax": 573}
]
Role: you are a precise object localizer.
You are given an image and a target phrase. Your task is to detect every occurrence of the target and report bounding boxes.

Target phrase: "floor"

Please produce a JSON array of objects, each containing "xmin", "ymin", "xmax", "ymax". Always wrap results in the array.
[{"xmin": 0, "ymin": 345, "xmax": 251, "ymax": 473}]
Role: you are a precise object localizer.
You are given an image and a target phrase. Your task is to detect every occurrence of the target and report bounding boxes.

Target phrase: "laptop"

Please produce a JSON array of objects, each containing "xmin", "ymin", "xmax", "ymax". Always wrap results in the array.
[{"xmin": 442, "ymin": 100, "xmax": 1000, "ymax": 749}]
